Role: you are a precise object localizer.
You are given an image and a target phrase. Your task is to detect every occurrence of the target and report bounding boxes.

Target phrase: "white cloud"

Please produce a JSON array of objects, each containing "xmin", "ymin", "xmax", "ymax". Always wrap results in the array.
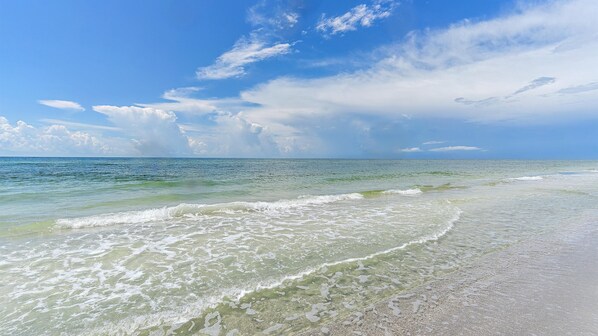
[
  {"xmin": 429, "ymin": 146, "xmax": 482, "ymax": 152},
  {"xmin": 317, "ymin": 0, "xmax": 396, "ymax": 35},
  {"xmin": 247, "ymin": 0, "xmax": 299, "ymax": 29},
  {"xmin": 139, "ymin": 87, "xmax": 219, "ymax": 114},
  {"xmin": 399, "ymin": 147, "xmax": 422, "ymax": 153},
  {"xmin": 180, "ymin": 112, "xmax": 285, "ymax": 157},
  {"xmin": 92, "ymin": 105, "xmax": 192, "ymax": 156},
  {"xmin": 0, "ymin": 116, "xmax": 125, "ymax": 156},
  {"xmin": 238, "ymin": 0, "xmax": 598, "ymax": 128},
  {"xmin": 422, "ymin": 141, "xmax": 445, "ymax": 145},
  {"xmin": 38, "ymin": 100, "xmax": 85, "ymax": 112},
  {"xmin": 196, "ymin": 36, "xmax": 292, "ymax": 80},
  {"xmin": 40, "ymin": 118, "xmax": 120, "ymax": 131},
  {"xmin": 556, "ymin": 81, "xmax": 598, "ymax": 95}
]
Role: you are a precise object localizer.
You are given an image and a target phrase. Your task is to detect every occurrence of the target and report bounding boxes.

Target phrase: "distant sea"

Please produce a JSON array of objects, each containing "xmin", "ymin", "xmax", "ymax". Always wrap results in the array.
[{"xmin": 1, "ymin": 158, "xmax": 597, "ymax": 335}]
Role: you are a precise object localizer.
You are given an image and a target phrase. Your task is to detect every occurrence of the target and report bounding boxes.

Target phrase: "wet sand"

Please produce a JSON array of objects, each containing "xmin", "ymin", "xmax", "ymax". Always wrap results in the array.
[{"xmin": 305, "ymin": 216, "xmax": 598, "ymax": 336}]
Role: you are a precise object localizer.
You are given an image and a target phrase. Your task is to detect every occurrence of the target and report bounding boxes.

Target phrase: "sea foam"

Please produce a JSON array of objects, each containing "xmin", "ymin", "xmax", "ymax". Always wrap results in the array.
[
  {"xmin": 56, "ymin": 193, "xmax": 364, "ymax": 229},
  {"xmin": 382, "ymin": 188, "xmax": 423, "ymax": 196},
  {"xmin": 507, "ymin": 176, "xmax": 544, "ymax": 181}
]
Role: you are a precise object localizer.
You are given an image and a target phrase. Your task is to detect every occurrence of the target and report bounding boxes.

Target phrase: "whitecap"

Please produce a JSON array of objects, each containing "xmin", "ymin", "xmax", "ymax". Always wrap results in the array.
[{"xmin": 382, "ymin": 188, "xmax": 423, "ymax": 196}]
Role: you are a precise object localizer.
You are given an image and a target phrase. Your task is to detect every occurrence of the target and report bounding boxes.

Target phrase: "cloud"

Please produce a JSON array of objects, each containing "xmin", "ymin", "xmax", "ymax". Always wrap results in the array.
[
  {"xmin": 196, "ymin": 36, "xmax": 292, "ymax": 80},
  {"xmin": 557, "ymin": 81, "xmax": 598, "ymax": 94},
  {"xmin": 456, "ymin": 76, "xmax": 557, "ymax": 106},
  {"xmin": 317, "ymin": 0, "xmax": 396, "ymax": 36},
  {"xmin": 422, "ymin": 141, "xmax": 445, "ymax": 145},
  {"xmin": 429, "ymin": 146, "xmax": 482, "ymax": 152},
  {"xmin": 511, "ymin": 76, "xmax": 556, "ymax": 96},
  {"xmin": 38, "ymin": 99, "xmax": 85, "ymax": 112},
  {"xmin": 399, "ymin": 147, "xmax": 422, "ymax": 153},
  {"xmin": 239, "ymin": 0, "xmax": 598, "ymax": 127},
  {"xmin": 247, "ymin": 0, "xmax": 299, "ymax": 29},
  {"xmin": 92, "ymin": 105, "xmax": 192, "ymax": 156},
  {"xmin": 0, "ymin": 116, "xmax": 124, "ymax": 156},
  {"xmin": 40, "ymin": 118, "xmax": 120, "ymax": 131},
  {"xmin": 454, "ymin": 97, "xmax": 501, "ymax": 106},
  {"xmin": 139, "ymin": 87, "xmax": 220, "ymax": 114}
]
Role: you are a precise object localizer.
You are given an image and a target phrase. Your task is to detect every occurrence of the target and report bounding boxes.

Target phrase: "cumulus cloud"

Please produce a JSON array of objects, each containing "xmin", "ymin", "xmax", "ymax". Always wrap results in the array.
[
  {"xmin": 317, "ymin": 0, "xmax": 396, "ymax": 36},
  {"xmin": 92, "ymin": 105, "xmax": 192, "ymax": 156},
  {"xmin": 38, "ymin": 99, "xmax": 85, "ymax": 111},
  {"xmin": 0, "ymin": 116, "xmax": 124, "ymax": 156},
  {"xmin": 429, "ymin": 146, "xmax": 482, "ymax": 152},
  {"xmin": 176, "ymin": 114, "xmax": 283, "ymax": 157},
  {"xmin": 196, "ymin": 36, "xmax": 292, "ymax": 80}
]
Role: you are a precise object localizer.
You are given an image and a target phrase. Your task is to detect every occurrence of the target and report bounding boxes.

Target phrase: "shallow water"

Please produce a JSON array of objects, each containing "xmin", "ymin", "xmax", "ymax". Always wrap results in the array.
[{"xmin": 1, "ymin": 159, "xmax": 597, "ymax": 335}]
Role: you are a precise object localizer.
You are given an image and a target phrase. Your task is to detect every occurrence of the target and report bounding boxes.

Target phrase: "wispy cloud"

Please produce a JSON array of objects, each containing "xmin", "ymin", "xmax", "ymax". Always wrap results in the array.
[
  {"xmin": 39, "ymin": 119, "xmax": 120, "ymax": 131},
  {"xmin": 38, "ymin": 99, "xmax": 85, "ymax": 112},
  {"xmin": 247, "ymin": 0, "xmax": 299, "ymax": 29},
  {"xmin": 455, "ymin": 76, "xmax": 557, "ymax": 106},
  {"xmin": 399, "ymin": 147, "xmax": 422, "ymax": 153},
  {"xmin": 240, "ymin": 0, "xmax": 598, "ymax": 129},
  {"xmin": 429, "ymin": 146, "xmax": 482, "ymax": 152},
  {"xmin": 511, "ymin": 76, "xmax": 556, "ymax": 96},
  {"xmin": 422, "ymin": 141, "xmax": 445, "ymax": 145},
  {"xmin": 557, "ymin": 82, "xmax": 598, "ymax": 94},
  {"xmin": 197, "ymin": 1, "xmax": 301, "ymax": 80},
  {"xmin": 196, "ymin": 37, "xmax": 292, "ymax": 80},
  {"xmin": 317, "ymin": 0, "xmax": 397, "ymax": 36},
  {"xmin": 454, "ymin": 96, "xmax": 501, "ymax": 107},
  {"xmin": 140, "ymin": 87, "xmax": 246, "ymax": 116}
]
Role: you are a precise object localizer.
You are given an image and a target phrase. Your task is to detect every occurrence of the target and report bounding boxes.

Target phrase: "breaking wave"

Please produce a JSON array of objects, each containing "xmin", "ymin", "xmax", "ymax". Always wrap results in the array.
[{"xmin": 55, "ymin": 193, "xmax": 364, "ymax": 229}]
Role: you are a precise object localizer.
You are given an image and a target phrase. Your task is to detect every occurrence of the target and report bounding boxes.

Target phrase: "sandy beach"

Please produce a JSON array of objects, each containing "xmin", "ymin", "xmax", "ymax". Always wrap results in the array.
[{"xmin": 305, "ymin": 211, "xmax": 598, "ymax": 336}]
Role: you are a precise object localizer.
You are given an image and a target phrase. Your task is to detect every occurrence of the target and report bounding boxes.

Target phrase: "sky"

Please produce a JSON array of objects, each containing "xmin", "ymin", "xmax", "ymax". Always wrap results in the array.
[{"xmin": 0, "ymin": 0, "xmax": 597, "ymax": 158}]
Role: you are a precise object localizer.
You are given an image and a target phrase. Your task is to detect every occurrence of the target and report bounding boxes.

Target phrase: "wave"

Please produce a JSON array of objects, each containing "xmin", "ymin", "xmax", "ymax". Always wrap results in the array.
[
  {"xmin": 116, "ymin": 204, "xmax": 462, "ymax": 335},
  {"xmin": 194, "ymin": 204, "xmax": 462, "ymax": 324},
  {"xmin": 507, "ymin": 176, "xmax": 544, "ymax": 181},
  {"xmin": 382, "ymin": 188, "xmax": 422, "ymax": 196},
  {"xmin": 55, "ymin": 193, "xmax": 364, "ymax": 229}
]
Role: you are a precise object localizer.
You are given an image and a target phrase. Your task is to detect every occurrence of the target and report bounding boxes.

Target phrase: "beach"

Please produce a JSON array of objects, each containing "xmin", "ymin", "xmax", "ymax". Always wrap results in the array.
[
  {"xmin": 305, "ymin": 210, "xmax": 598, "ymax": 336},
  {"xmin": 1, "ymin": 159, "xmax": 597, "ymax": 335}
]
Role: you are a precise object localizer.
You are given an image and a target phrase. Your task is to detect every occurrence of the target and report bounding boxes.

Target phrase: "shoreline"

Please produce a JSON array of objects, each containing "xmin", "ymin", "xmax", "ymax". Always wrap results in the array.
[{"xmin": 304, "ymin": 213, "xmax": 598, "ymax": 335}]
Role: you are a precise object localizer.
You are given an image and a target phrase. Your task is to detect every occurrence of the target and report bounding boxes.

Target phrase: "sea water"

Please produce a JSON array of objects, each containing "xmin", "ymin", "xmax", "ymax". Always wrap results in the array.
[{"xmin": 1, "ymin": 158, "xmax": 597, "ymax": 335}]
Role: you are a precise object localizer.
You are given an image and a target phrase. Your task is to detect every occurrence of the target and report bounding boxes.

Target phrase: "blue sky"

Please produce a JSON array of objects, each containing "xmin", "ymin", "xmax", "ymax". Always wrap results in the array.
[{"xmin": 1, "ymin": 0, "xmax": 597, "ymax": 158}]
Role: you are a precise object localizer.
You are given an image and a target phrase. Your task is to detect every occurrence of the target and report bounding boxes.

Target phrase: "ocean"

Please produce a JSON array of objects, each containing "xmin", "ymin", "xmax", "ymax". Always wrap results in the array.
[{"xmin": 1, "ymin": 158, "xmax": 597, "ymax": 335}]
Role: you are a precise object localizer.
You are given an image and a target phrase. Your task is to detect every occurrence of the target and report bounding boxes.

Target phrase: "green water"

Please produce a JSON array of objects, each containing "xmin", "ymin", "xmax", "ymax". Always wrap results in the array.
[{"xmin": 1, "ymin": 158, "xmax": 597, "ymax": 335}]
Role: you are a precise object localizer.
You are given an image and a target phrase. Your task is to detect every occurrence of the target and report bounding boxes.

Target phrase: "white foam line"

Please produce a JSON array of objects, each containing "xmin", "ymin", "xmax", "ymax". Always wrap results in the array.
[
  {"xmin": 56, "ymin": 192, "xmax": 364, "ymax": 229},
  {"xmin": 506, "ymin": 176, "xmax": 544, "ymax": 182},
  {"xmin": 382, "ymin": 188, "xmax": 422, "ymax": 196},
  {"xmin": 84, "ymin": 204, "xmax": 462, "ymax": 334},
  {"xmin": 229, "ymin": 205, "xmax": 462, "ymax": 302}
]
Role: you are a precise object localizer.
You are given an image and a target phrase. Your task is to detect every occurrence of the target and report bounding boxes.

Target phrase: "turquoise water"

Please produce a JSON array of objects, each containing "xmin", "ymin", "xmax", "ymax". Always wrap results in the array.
[{"xmin": 1, "ymin": 158, "xmax": 597, "ymax": 335}]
